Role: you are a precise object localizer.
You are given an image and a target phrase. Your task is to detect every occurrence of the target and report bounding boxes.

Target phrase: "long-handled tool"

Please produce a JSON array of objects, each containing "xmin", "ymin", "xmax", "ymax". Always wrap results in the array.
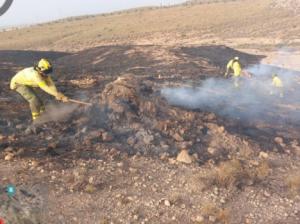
[{"xmin": 69, "ymin": 99, "xmax": 93, "ymax": 106}]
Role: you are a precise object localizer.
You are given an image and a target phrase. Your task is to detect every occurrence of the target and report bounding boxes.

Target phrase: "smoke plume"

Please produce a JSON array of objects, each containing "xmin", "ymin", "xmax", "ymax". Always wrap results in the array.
[{"xmin": 161, "ymin": 63, "xmax": 300, "ymax": 125}]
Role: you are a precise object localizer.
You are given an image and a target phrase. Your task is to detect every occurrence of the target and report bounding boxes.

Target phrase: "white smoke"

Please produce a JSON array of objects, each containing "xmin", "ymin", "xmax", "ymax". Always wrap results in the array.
[
  {"xmin": 161, "ymin": 63, "xmax": 300, "ymax": 125},
  {"xmin": 34, "ymin": 104, "xmax": 78, "ymax": 124}
]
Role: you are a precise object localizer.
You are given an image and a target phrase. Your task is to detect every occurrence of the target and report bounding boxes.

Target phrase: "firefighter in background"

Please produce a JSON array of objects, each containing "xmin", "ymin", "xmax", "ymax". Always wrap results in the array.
[
  {"xmin": 270, "ymin": 74, "xmax": 284, "ymax": 98},
  {"xmin": 10, "ymin": 59, "xmax": 69, "ymax": 121},
  {"xmin": 225, "ymin": 56, "xmax": 242, "ymax": 88}
]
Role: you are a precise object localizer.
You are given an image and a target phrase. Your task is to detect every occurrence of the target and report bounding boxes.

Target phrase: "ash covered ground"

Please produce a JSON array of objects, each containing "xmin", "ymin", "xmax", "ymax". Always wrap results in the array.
[{"xmin": 0, "ymin": 45, "xmax": 300, "ymax": 223}]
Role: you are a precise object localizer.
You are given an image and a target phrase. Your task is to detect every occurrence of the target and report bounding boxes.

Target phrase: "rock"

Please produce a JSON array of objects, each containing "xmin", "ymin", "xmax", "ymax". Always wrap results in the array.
[
  {"xmin": 102, "ymin": 132, "xmax": 113, "ymax": 142},
  {"xmin": 218, "ymin": 126, "xmax": 225, "ymax": 133},
  {"xmin": 133, "ymin": 215, "xmax": 139, "ymax": 220},
  {"xmin": 207, "ymin": 147, "xmax": 218, "ymax": 155},
  {"xmin": 127, "ymin": 137, "xmax": 137, "ymax": 146},
  {"xmin": 15, "ymin": 148, "xmax": 25, "ymax": 156},
  {"xmin": 173, "ymin": 133, "xmax": 184, "ymax": 142},
  {"xmin": 160, "ymin": 152, "xmax": 169, "ymax": 160},
  {"xmin": 0, "ymin": 134, "xmax": 5, "ymax": 141},
  {"xmin": 168, "ymin": 158, "xmax": 177, "ymax": 164},
  {"xmin": 259, "ymin": 152, "xmax": 269, "ymax": 159},
  {"xmin": 30, "ymin": 160, "xmax": 39, "ymax": 167},
  {"xmin": 16, "ymin": 124, "xmax": 24, "ymax": 129},
  {"xmin": 46, "ymin": 136, "xmax": 53, "ymax": 140},
  {"xmin": 4, "ymin": 153, "xmax": 14, "ymax": 161},
  {"xmin": 176, "ymin": 149, "xmax": 193, "ymax": 164},
  {"xmin": 135, "ymin": 129, "xmax": 154, "ymax": 145},
  {"xmin": 264, "ymin": 191, "xmax": 271, "ymax": 197},
  {"xmin": 88, "ymin": 177, "xmax": 95, "ymax": 184},
  {"xmin": 195, "ymin": 215, "xmax": 204, "ymax": 222},
  {"xmin": 274, "ymin": 137, "xmax": 283, "ymax": 144},
  {"xmin": 25, "ymin": 126, "xmax": 37, "ymax": 135},
  {"xmin": 274, "ymin": 137, "xmax": 285, "ymax": 146},
  {"xmin": 4, "ymin": 147, "xmax": 14, "ymax": 152},
  {"xmin": 209, "ymin": 216, "xmax": 217, "ymax": 223},
  {"xmin": 164, "ymin": 199, "xmax": 171, "ymax": 207}
]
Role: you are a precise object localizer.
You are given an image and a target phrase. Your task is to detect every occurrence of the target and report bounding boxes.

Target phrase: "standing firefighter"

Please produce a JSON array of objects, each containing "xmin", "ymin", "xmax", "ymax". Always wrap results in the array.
[
  {"xmin": 224, "ymin": 56, "xmax": 242, "ymax": 88},
  {"xmin": 270, "ymin": 74, "xmax": 283, "ymax": 98},
  {"xmin": 10, "ymin": 59, "xmax": 69, "ymax": 121}
]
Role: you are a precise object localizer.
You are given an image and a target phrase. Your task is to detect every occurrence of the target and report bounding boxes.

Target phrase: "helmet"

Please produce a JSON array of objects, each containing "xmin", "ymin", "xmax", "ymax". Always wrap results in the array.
[
  {"xmin": 37, "ymin": 58, "xmax": 53, "ymax": 74},
  {"xmin": 234, "ymin": 56, "xmax": 239, "ymax": 60}
]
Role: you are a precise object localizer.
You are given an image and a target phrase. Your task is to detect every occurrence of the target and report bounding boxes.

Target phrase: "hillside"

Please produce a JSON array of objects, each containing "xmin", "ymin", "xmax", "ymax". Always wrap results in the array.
[{"xmin": 0, "ymin": 0, "xmax": 299, "ymax": 51}]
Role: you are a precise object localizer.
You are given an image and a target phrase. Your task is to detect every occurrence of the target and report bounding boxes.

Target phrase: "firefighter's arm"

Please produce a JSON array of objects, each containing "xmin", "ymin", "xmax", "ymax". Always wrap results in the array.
[
  {"xmin": 38, "ymin": 79, "xmax": 68, "ymax": 102},
  {"xmin": 225, "ymin": 61, "xmax": 232, "ymax": 77}
]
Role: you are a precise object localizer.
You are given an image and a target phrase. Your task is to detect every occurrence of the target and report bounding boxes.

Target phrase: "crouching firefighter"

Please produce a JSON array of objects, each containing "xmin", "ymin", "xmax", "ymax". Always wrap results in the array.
[
  {"xmin": 10, "ymin": 59, "xmax": 69, "ymax": 121},
  {"xmin": 225, "ymin": 56, "xmax": 242, "ymax": 88}
]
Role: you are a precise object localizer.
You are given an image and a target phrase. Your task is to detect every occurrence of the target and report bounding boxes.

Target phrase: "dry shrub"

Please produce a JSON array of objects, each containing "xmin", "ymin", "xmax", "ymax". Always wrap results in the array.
[
  {"xmin": 201, "ymin": 159, "xmax": 271, "ymax": 190},
  {"xmin": 254, "ymin": 160, "xmax": 270, "ymax": 180},
  {"xmin": 201, "ymin": 202, "xmax": 219, "ymax": 217},
  {"xmin": 286, "ymin": 172, "xmax": 300, "ymax": 195},
  {"xmin": 216, "ymin": 159, "xmax": 246, "ymax": 187},
  {"xmin": 201, "ymin": 203, "xmax": 231, "ymax": 224},
  {"xmin": 188, "ymin": 173, "xmax": 210, "ymax": 193},
  {"xmin": 217, "ymin": 208, "xmax": 231, "ymax": 224},
  {"xmin": 169, "ymin": 192, "xmax": 185, "ymax": 205}
]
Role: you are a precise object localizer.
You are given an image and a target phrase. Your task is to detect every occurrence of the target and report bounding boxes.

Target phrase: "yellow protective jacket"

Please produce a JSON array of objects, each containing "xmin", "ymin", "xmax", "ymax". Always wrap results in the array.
[
  {"xmin": 10, "ymin": 67, "xmax": 59, "ymax": 97},
  {"xmin": 226, "ymin": 59, "xmax": 242, "ymax": 77},
  {"xmin": 272, "ymin": 76, "xmax": 283, "ymax": 88}
]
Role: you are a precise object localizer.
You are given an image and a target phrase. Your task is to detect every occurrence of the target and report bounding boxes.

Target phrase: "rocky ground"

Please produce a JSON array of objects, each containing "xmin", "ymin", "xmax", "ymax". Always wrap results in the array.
[{"xmin": 0, "ymin": 44, "xmax": 300, "ymax": 224}]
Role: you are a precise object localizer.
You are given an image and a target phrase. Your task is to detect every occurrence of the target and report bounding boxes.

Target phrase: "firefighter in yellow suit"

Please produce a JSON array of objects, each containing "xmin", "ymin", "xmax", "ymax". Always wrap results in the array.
[
  {"xmin": 270, "ymin": 74, "xmax": 283, "ymax": 98},
  {"xmin": 10, "ymin": 59, "xmax": 69, "ymax": 121},
  {"xmin": 225, "ymin": 57, "xmax": 242, "ymax": 88}
]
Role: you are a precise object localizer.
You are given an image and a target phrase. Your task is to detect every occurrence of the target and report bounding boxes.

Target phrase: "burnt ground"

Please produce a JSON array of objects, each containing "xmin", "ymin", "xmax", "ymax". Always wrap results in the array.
[{"xmin": 0, "ymin": 45, "xmax": 300, "ymax": 224}]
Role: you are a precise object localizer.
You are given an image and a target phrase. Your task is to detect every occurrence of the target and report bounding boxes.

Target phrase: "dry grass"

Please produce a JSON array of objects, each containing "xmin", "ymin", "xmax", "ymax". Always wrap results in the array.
[
  {"xmin": 286, "ymin": 172, "xmax": 300, "ymax": 195},
  {"xmin": 201, "ymin": 202, "xmax": 231, "ymax": 224},
  {"xmin": 215, "ymin": 159, "xmax": 245, "ymax": 187},
  {"xmin": 201, "ymin": 159, "xmax": 271, "ymax": 189},
  {"xmin": 0, "ymin": 0, "xmax": 298, "ymax": 51},
  {"xmin": 253, "ymin": 160, "xmax": 270, "ymax": 181}
]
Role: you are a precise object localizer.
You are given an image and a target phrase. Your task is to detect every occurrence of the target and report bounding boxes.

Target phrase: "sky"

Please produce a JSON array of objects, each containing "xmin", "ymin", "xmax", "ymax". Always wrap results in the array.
[{"xmin": 0, "ymin": 0, "xmax": 187, "ymax": 28}]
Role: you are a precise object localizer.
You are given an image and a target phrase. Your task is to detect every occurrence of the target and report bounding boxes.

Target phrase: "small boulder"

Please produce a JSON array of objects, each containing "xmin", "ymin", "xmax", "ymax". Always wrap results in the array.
[
  {"xmin": 173, "ymin": 133, "xmax": 184, "ymax": 142},
  {"xmin": 4, "ymin": 153, "xmax": 14, "ymax": 161},
  {"xmin": 176, "ymin": 149, "xmax": 193, "ymax": 164},
  {"xmin": 102, "ymin": 132, "xmax": 113, "ymax": 142},
  {"xmin": 259, "ymin": 152, "xmax": 269, "ymax": 159}
]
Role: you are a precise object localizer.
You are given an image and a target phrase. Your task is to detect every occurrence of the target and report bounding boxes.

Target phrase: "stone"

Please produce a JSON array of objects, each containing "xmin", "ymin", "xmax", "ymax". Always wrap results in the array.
[
  {"xmin": 4, "ymin": 147, "xmax": 14, "ymax": 152},
  {"xmin": 164, "ymin": 200, "xmax": 171, "ymax": 207},
  {"xmin": 195, "ymin": 215, "xmax": 204, "ymax": 222},
  {"xmin": 168, "ymin": 158, "xmax": 177, "ymax": 165},
  {"xmin": 173, "ymin": 133, "xmax": 184, "ymax": 142},
  {"xmin": 127, "ymin": 137, "xmax": 137, "ymax": 146},
  {"xmin": 274, "ymin": 137, "xmax": 284, "ymax": 145},
  {"xmin": 259, "ymin": 152, "xmax": 269, "ymax": 159},
  {"xmin": 15, "ymin": 148, "xmax": 25, "ymax": 156},
  {"xmin": 0, "ymin": 134, "xmax": 5, "ymax": 141},
  {"xmin": 16, "ymin": 124, "xmax": 24, "ymax": 129},
  {"xmin": 133, "ymin": 215, "xmax": 139, "ymax": 220},
  {"xmin": 207, "ymin": 147, "xmax": 218, "ymax": 155},
  {"xmin": 218, "ymin": 126, "xmax": 225, "ymax": 133},
  {"xmin": 209, "ymin": 216, "xmax": 217, "ymax": 222},
  {"xmin": 4, "ymin": 153, "xmax": 14, "ymax": 161},
  {"xmin": 264, "ymin": 191, "xmax": 271, "ymax": 197},
  {"xmin": 176, "ymin": 149, "xmax": 193, "ymax": 164},
  {"xmin": 102, "ymin": 132, "xmax": 113, "ymax": 142}
]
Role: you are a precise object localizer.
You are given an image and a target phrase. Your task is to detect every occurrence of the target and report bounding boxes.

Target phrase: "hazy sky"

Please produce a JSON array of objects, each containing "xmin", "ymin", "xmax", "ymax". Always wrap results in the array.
[{"xmin": 0, "ymin": 0, "xmax": 187, "ymax": 27}]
